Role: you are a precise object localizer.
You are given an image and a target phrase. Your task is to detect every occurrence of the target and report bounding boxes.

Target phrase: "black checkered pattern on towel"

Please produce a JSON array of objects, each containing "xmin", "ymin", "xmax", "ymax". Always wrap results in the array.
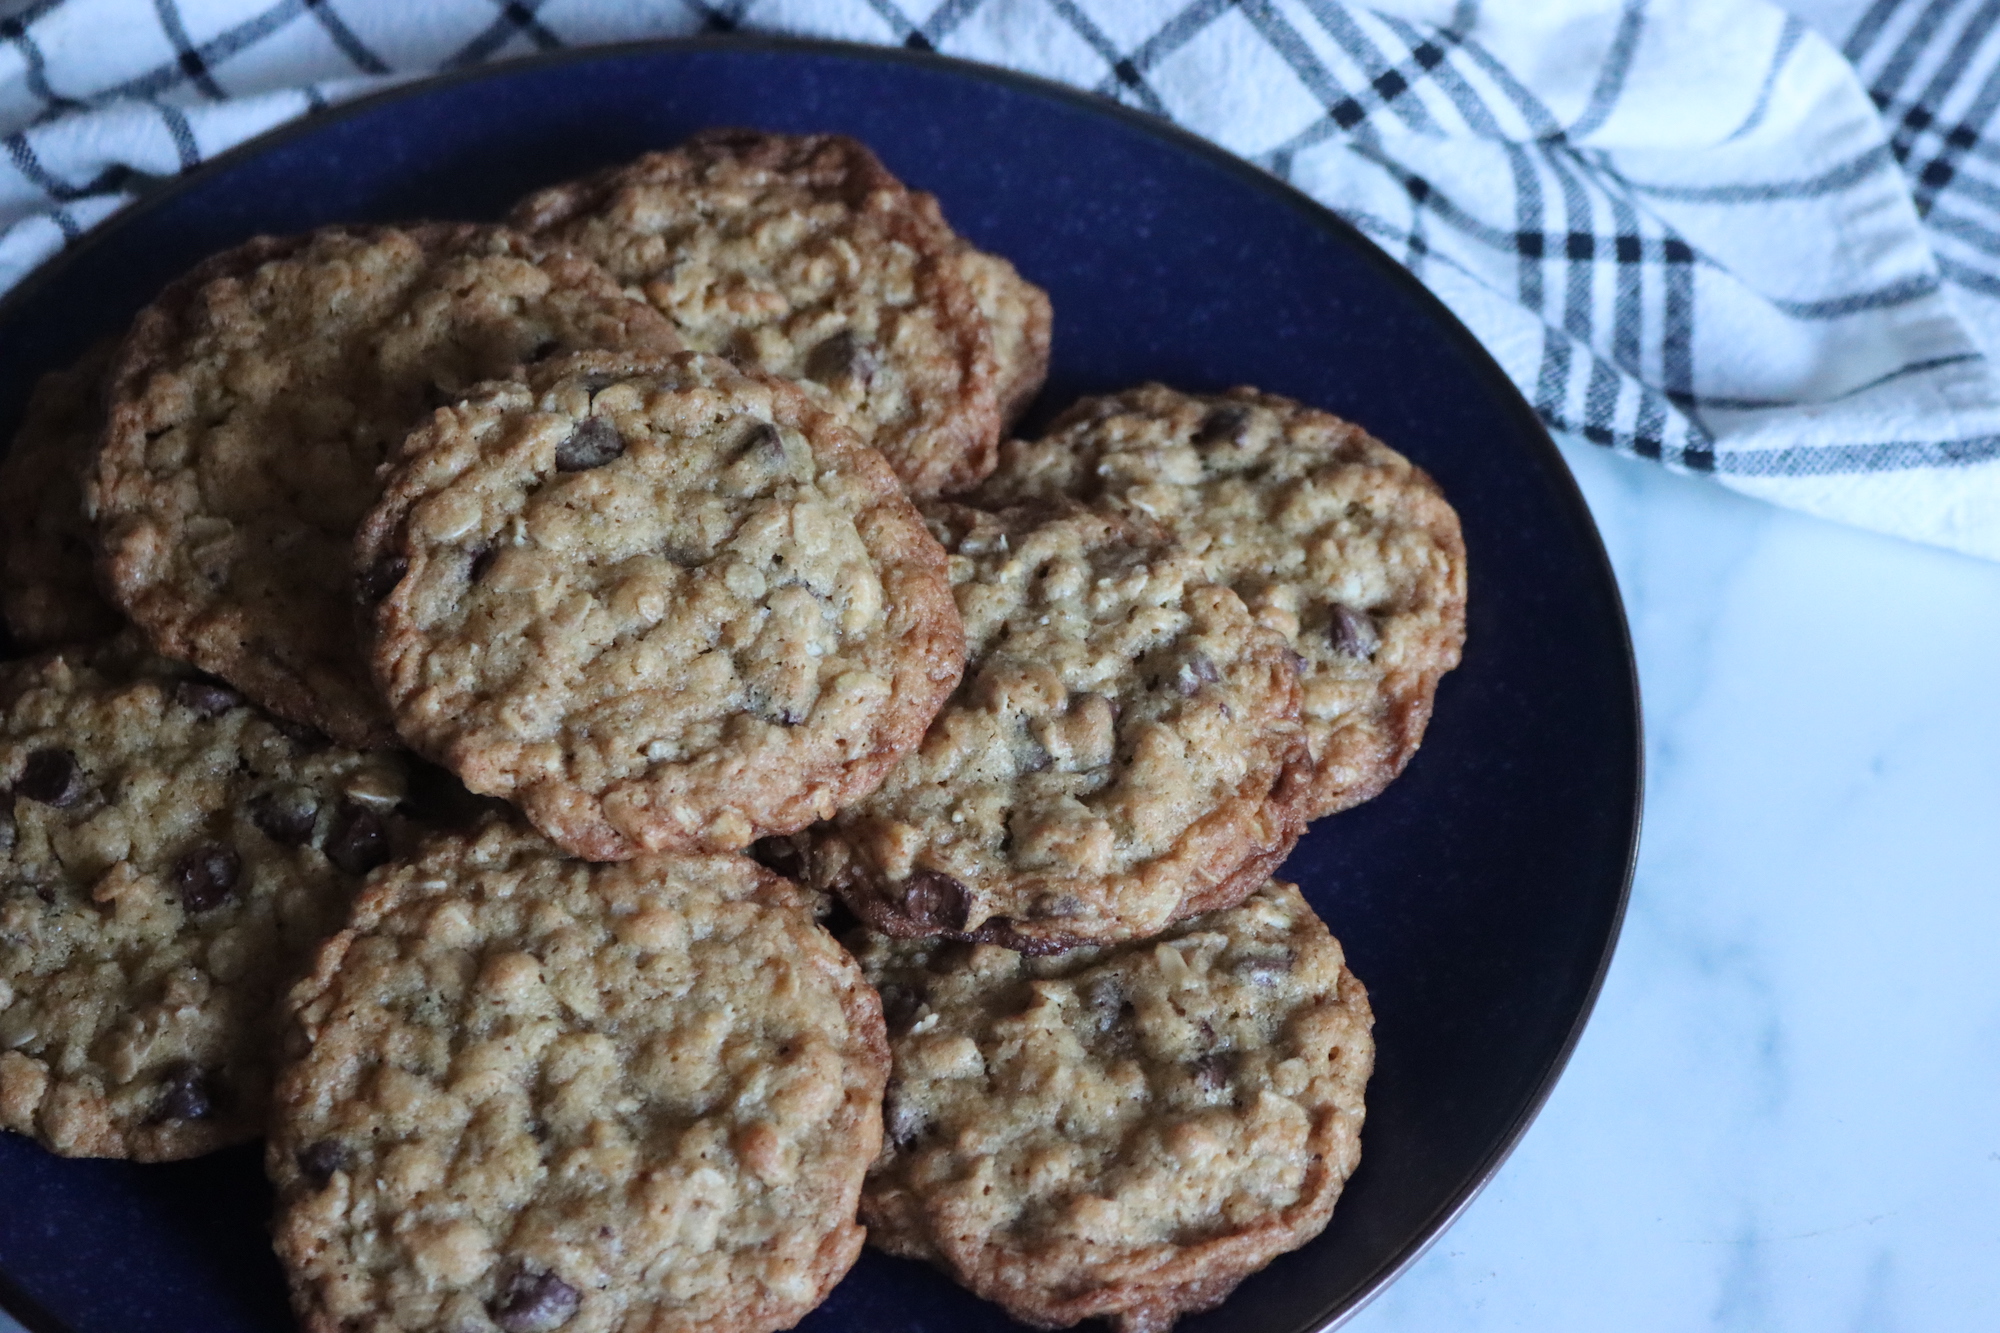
[{"xmin": 0, "ymin": 0, "xmax": 1994, "ymax": 492}]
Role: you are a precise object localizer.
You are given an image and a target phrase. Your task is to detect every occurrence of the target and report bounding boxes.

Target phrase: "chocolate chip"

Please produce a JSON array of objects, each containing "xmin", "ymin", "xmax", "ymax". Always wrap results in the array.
[
  {"xmin": 490, "ymin": 1267, "xmax": 580, "ymax": 1333},
  {"xmin": 735, "ymin": 421, "xmax": 784, "ymax": 464},
  {"xmin": 554, "ymin": 415, "xmax": 623, "ymax": 471},
  {"xmin": 1194, "ymin": 404, "xmax": 1252, "ymax": 447},
  {"xmin": 805, "ymin": 329, "xmax": 879, "ymax": 386},
  {"xmin": 1329, "ymin": 603, "xmax": 1380, "ymax": 659},
  {"xmin": 298, "ymin": 1139, "xmax": 352, "ymax": 1187},
  {"xmin": 1191, "ymin": 1052, "xmax": 1234, "ymax": 1093},
  {"xmin": 527, "ymin": 338, "xmax": 561, "ymax": 362},
  {"xmin": 1282, "ymin": 646, "xmax": 1308, "ymax": 675},
  {"xmin": 1019, "ymin": 733, "xmax": 1052, "ymax": 773},
  {"xmin": 174, "ymin": 844, "xmax": 240, "ymax": 911},
  {"xmin": 15, "ymin": 748, "xmax": 83, "ymax": 807},
  {"xmin": 1174, "ymin": 652, "xmax": 1221, "ymax": 696},
  {"xmin": 249, "ymin": 789, "xmax": 319, "ymax": 846},
  {"xmin": 467, "ymin": 543, "xmax": 498, "ymax": 583},
  {"xmin": 153, "ymin": 1063, "xmax": 213, "ymax": 1122},
  {"xmin": 877, "ymin": 981, "xmax": 925, "ymax": 1034},
  {"xmin": 172, "ymin": 678, "xmax": 243, "ymax": 718},
  {"xmin": 359, "ymin": 554, "xmax": 408, "ymax": 604},
  {"xmin": 1236, "ymin": 950, "xmax": 1296, "ymax": 987},
  {"xmin": 325, "ymin": 803, "xmax": 391, "ymax": 876},
  {"xmin": 900, "ymin": 869, "xmax": 971, "ymax": 932}
]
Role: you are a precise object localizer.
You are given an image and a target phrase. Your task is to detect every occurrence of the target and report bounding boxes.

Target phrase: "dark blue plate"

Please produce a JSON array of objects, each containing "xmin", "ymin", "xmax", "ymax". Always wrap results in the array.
[{"xmin": 0, "ymin": 35, "xmax": 1638, "ymax": 1333}]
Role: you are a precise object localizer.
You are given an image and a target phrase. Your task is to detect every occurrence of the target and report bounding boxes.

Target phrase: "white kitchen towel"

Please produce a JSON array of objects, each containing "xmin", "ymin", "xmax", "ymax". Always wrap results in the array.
[{"xmin": 2, "ymin": 0, "xmax": 1997, "ymax": 560}]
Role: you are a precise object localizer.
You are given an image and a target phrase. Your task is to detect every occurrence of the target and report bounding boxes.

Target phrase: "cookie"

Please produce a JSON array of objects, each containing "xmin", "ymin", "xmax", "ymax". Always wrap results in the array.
[
  {"xmin": 91, "ymin": 223, "xmax": 682, "ymax": 750},
  {"xmin": 0, "ymin": 339, "xmax": 123, "ymax": 648},
  {"xmin": 951, "ymin": 246, "xmax": 1051, "ymax": 431},
  {"xmin": 857, "ymin": 879, "xmax": 1373, "ymax": 1333},
  {"xmin": 803, "ymin": 500, "xmax": 1311, "ymax": 952},
  {"xmin": 976, "ymin": 385, "xmax": 1467, "ymax": 817},
  {"xmin": 509, "ymin": 129, "xmax": 1009, "ymax": 496},
  {"xmin": 357, "ymin": 351, "xmax": 965, "ymax": 859},
  {"xmin": 268, "ymin": 819, "xmax": 888, "ymax": 1333},
  {"xmin": 0, "ymin": 641, "xmax": 411, "ymax": 1160}
]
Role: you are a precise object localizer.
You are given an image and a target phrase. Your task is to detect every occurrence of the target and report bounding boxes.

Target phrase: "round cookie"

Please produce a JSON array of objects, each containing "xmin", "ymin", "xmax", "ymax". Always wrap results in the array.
[
  {"xmin": 91, "ymin": 223, "xmax": 682, "ymax": 750},
  {"xmin": 803, "ymin": 500, "xmax": 1311, "ymax": 952},
  {"xmin": 268, "ymin": 819, "xmax": 888, "ymax": 1333},
  {"xmin": 857, "ymin": 879, "xmax": 1374, "ymax": 1333},
  {"xmin": 357, "ymin": 351, "xmax": 965, "ymax": 859},
  {"xmin": 0, "ymin": 339, "xmax": 123, "ymax": 648},
  {"xmin": 0, "ymin": 641, "xmax": 412, "ymax": 1160},
  {"xmin": 976, "ymin": 384, "xmax": 1467, "ymax": 817},
  {"xmin": 509, "ymin": 129, "xmax": 1006, "ymax": 496}
]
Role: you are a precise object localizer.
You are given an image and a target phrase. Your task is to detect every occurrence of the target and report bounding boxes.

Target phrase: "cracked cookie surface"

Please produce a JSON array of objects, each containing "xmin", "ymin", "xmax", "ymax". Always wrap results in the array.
[
  {"xmin": 0, "ymin": 640, "xmax": 411, "ymax": 1160},
  {"xmin": 91, "ymin": 223, "xmax": 681, "ymax": 749},
  {"xmin": 0, "ymin": 340, "xmax": 123, "ymax": 649},
  {"xmin": 510, "ymin": 129, "xmax": 1012, "ymax": 496},
  {"xmin": 804, "ymin": 501, "xmax": 1310, "ymax": 951},
  {"xmin": 857, "ymin": 879, "xmax": 1373, "ymax": 1333},
  {"xmin": 269, "ymin": 819, "xmax": 887, "ymax": 1333},
  {"xmin": 358, "ymin": 352, "xmax": 964, "ymax": 859},
  {"xmin": 975, "ymin": 384, "xmax": 1466, "ymax": 817}
]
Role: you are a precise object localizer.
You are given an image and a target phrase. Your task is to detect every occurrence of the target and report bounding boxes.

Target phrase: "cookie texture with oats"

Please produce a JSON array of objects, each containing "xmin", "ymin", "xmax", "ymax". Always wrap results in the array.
[
  {"xmin": 803, "ymin": 500, "xmax": 1311, "ymax": 952},
  {"xmin": 90, "ymin": 223, "xmax": 681, "ymax": 750},
  {"xmin": 509, "ymin": 129, "xmax": 1009, "ymax": 496},
  {"xmin": 357, "ymin": 351, "xmax": 964, "ymax": 859},
  {"xmin": 975, "ymin": 384, "xmax": 1466, "ymax": 817},
  {"xmin": 0, "ymin": 640, "xmax": 412, "ymax": 1161},
  {"xmin": 268, "ymin": 819, "xmax": 888, "ymax": 1333},
  {"xmin": 0, "ymin": 339, "xmax": 124, "ymax": 648},
  {"xmin": 951, "ymin": 246, "xmax": 1051, "ymax": 431},
  {"xmin": 857, "ymin": 879, "xmax": 1373, "ymax": 1333}
]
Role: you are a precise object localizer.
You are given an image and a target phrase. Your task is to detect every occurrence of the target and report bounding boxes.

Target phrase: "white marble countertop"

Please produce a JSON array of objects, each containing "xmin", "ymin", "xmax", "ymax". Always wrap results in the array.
[
  {"xmin": 1348, "ymin": 436, "xmax": 2000, "ymax": 1332},
  {"xmin": 4, "ymin": 436, "xmax": 1994, "ymax": 1333}
]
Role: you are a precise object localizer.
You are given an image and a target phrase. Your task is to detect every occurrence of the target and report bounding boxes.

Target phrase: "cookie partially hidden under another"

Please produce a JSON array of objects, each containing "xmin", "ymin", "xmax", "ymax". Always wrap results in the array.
[
  {"xmin": 358, "ymin": 351, "xmax": 965, "ymax": 859},
  {"xmin": 269, "ymin": 820, "xmax": 888, "ymax": 1333},
  {"xmin": 805, "ymin": 500, "xmax": 1311, "ymax": 952},
  {"xmin": 0, "ymin": 640, "xmax": 411, "ymax": 1161},
  {"xmin": 857, "ymin": 879, "xmax": 1373, "ymax": 1333},
  {"xmin": 510, "ymin": 129, "xmax": 1021, "ymax": 496},
  {"xmin": 92, "ymin": 223, "xmax": 681, "ymax": 749},
  {"xmin": 0, "ymin": 340, "xmax": 124, "ymax": 649}
]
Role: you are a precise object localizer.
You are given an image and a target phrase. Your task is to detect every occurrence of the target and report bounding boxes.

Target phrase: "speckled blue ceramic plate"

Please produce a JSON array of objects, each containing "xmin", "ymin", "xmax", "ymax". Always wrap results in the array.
[{"xmin": 0, "ymin": 35, "xmax": 1639, "ymax": 1333}]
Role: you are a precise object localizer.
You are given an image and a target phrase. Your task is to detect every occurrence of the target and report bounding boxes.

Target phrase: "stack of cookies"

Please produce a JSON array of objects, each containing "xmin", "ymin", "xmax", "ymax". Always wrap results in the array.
[{"xmin": 0, "ymin": 128, "xmax": 1466, "ymax": 1333}]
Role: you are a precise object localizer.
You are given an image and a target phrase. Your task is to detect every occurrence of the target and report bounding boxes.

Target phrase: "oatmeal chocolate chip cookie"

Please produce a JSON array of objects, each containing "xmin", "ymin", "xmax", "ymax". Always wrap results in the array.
[
  {"xmin": 358, "ymin": 351, "xmax": 964, "ymax": 859},
  {"xmin": 976, "ymin": 384, "xmax": 1467, "ymax": 818},
  {"xmin": 0, "ymin": 642, "xmax": 412, "ymax": 1160},
  {"xmin": 269, "ymin": 819, "xmax": 888, "ymax": 1333},
  {"xmin": 509, "ymin": 129, "xmax": 1009, "ymax": 496},
  {"xmin": 0, "ymin": 339, "xmax": 124, "ymax": 648},
  {"xmin": 91, "ymin": 223, "xmax": 681, "ymax": 750},
  {"xmin": 950, "ymin": 246, "xmax": 1051, "ymax": 431},
  {"xmin": 804, "ymin": 500, "xmax": 1311, "ymax": 952},
  {"xmin": 858, "ymin": 879, "xmax": 1373, "ymax": 1333}
]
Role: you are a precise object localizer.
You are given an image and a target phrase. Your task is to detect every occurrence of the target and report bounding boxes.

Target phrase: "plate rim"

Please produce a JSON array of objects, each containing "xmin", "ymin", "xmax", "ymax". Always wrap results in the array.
[{"xmin": 0, "ymin": 31, "xmax": 1643, "ymax": 1333}]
